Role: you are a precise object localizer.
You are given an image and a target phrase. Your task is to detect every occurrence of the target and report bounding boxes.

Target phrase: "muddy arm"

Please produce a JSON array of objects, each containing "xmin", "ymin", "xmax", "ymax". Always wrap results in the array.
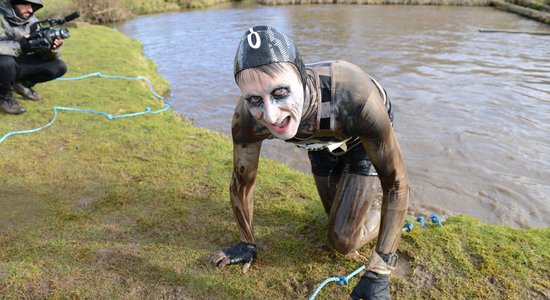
[
  {"xmin": 230, "ymin": 141, "xmax": 262, "ymax": 244},
  {"xmin": 359, "ymin": 93, "xmax": 409, "ymax": 254}
]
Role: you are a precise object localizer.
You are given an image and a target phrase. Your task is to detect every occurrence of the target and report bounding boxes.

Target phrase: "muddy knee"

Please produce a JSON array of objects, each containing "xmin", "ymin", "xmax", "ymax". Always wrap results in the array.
[
  {"xmin": 329, "ymin": 210, "xmax": 381, "ymax": 255},
  {"xmin": 329, "ymin": 231, "xmax": 360, "ymax": 255}
]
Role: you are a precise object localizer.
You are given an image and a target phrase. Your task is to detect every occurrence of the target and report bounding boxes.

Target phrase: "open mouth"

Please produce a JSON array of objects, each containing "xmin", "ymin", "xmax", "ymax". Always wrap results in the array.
[{"xmin": 270, "ymin": 116, "xmax": 291, "ymax": 133}]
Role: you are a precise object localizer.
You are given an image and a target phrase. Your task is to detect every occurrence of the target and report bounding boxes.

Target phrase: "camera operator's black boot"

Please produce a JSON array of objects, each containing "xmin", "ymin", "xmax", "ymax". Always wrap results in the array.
[
  {"xmin": 0, "ymin": 93, "xmax": 26, "ymax": 115},
  {"xmin": 13, "ymin": 82, "xmax": 43, "ymax": 101}
]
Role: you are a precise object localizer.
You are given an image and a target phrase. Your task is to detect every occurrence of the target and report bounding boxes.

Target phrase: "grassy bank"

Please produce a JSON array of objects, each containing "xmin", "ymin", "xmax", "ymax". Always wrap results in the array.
[
  {"xmin": 1, "ymin": 26, "xmax": 549, "ymax": 299},
  {"xmin": 40, "ymin": 0, "xmax": 235, "ymax": 23}
]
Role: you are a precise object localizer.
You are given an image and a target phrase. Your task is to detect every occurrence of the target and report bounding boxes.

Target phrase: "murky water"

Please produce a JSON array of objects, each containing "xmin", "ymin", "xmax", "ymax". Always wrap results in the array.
[{"xmin": 120, "ymin": 4, "xmax": 550, "ymax": 228}]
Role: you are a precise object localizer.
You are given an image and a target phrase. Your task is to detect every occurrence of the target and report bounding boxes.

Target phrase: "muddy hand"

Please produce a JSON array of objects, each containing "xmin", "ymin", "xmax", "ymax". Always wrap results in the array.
[{"xmin": 210, "ymin": 242, "xmax": 257, "ymax": 273}]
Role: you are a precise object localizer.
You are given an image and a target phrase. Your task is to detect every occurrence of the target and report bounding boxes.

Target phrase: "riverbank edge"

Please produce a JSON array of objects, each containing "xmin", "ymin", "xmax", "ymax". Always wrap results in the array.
[
  {"xmin": 39, "ymin": 0, "xmax": 550, "ymax": 25},
  {"xmin": 259, "ymin": 0, "xmax": 491, "ymax": 5},
  {"xmin": 257, "ymin": 0, "xmax": 550, "ymax": 24},
  {"xmin": 492, "ymin": 0, "xmax": 550, "ymax": 23},
  {"xmin": 0, "ymin": 25, "xmax": 548, "ymax": 299}
]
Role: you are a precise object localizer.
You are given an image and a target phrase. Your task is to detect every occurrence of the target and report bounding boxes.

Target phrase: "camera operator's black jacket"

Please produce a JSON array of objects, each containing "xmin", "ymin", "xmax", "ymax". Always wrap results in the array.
[{"xmin": 0, "ymin": 0, "xmax": 57, "ymax": 58}]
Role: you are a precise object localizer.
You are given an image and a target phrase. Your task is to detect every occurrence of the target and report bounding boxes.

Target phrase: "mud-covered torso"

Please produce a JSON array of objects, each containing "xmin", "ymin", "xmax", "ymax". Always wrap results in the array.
[{"xmin": 231, "ymin": 60, "xmax": 392, "ymax": 153}]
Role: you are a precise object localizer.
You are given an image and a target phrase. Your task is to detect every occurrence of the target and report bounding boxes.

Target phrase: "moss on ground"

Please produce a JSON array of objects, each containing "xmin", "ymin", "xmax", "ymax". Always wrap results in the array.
[{"xmin": 0, "ymin": 25, "xmax": 548, "ymax": 299}]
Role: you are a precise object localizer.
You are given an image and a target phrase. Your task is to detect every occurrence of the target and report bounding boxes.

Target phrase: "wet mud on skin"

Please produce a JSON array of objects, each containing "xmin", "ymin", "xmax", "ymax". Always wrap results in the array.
[{"xmin": 120, "ymin": 5, "xmax": 550, "ymax": 228}]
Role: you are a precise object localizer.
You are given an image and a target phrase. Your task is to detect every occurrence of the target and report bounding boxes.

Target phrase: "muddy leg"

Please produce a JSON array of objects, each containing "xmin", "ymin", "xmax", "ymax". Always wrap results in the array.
[
  {"xmin": 313, "ymin": 174, "xmax": 341, "ymax": 215},
  {"xmin": 328, "ymin": 174, "xmax": 381, "ymax": 254}
]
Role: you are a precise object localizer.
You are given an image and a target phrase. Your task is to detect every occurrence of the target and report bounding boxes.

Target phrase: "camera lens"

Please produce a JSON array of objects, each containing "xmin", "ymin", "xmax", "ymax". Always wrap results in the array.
[{"xmin": 48, "ymin": 28, "xmax": 70, "ymax": 40}]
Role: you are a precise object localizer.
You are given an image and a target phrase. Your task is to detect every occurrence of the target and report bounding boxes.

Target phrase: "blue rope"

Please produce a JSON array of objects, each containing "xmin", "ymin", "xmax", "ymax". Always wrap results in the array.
[
  {"xmin": 311, "ymin": 212, "xmax": 444, "ymax": 299},
  {"xmin": 309, "ymin": 265, "xmax": 365, "ymax": 300},
  {"xmin": 310, "ymin": 213, "xmax": 443, "ymax": 299},
  {"xmin": 417, "ymin": 216, "xmax": 426, "ymax": 228},
  {"xmin": 431, "ymin": 214, "xmax": 443, "ymax": 226},
  {"xmin": 402, "ymin": 222, "xmax": 414, "ymax": 232},
  {"xmin": 402, "ymin": 215, "xmax": 443, "ymax": 233},
  {"xmin": 55, "ymin": 72, "xmax": 165, "ymax": 100},
  {"xmin": 1, "ymin": 72, "xmax": 170, "ymax": 144}
]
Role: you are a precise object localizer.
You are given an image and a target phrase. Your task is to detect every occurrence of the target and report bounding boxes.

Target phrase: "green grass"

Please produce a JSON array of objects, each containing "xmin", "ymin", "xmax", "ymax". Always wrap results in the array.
[
  {"xmin": 39, "ymin": 0, "xmax": 235, "ymax": 22},
  {"xmin": 1, "ymin": 25, "xmax": 549, "ymax": 299}
]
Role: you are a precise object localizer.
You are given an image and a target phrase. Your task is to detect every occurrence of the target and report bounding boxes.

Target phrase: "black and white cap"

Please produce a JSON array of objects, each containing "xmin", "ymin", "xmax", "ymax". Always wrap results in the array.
[{"xmin": 234, "ymin": 26, "xmax": 307, "ymax": 86}]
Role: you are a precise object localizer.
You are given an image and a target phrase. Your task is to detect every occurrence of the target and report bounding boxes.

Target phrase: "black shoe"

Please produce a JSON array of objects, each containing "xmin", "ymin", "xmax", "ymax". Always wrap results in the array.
[
  {"xmin": 0, "ymin": 98, "xmax": 26, "ymax": 114},
  {"xmin": 13, "ymin": 82, "xmax": 43, "ymax": 101}
]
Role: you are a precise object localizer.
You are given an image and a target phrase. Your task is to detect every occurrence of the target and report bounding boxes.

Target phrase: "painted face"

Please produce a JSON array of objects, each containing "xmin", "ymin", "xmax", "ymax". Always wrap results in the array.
[
  {"xmin": 237, "ymin": 64, "xmax": 304, "ymax": 140},
  {"xmin": 13, "ymin": 3, "xmax": 33, "ymax": 20}
]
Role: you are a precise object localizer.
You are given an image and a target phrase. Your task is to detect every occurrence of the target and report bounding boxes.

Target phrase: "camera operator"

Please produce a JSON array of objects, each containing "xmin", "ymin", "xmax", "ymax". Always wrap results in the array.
[{"xmin": 0, "ymin": 0, "xmax": 67, "ymax": 115}]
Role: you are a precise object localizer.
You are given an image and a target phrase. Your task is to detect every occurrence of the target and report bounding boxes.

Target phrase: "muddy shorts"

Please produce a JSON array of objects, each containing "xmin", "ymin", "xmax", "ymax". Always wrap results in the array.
[{"xmin": 307, "ymin": 140, "xmax": 378, "ymax": 177}]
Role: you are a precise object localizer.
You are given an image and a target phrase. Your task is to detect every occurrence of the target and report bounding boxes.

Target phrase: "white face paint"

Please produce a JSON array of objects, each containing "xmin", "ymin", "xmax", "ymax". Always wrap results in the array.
[{"xmin": 237, "ymin": 64, "xmax": 304, "ymax": 140}]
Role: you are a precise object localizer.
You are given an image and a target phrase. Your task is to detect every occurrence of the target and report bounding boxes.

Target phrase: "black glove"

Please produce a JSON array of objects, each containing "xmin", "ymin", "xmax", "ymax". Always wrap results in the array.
[
  {"xmin": 211, "ymin": 242, "xmax": 258, "ymax": 273},
  {"xmin": 221, "ymin": 242, "xmax": 257, "ymax": 265},
  {"xmin": 19, "ymin": 37, "xmax": 52, "ymax": 53},
  {"xmin": 350, "ymin": 271, "xmax": 390, "ymax": 300}
]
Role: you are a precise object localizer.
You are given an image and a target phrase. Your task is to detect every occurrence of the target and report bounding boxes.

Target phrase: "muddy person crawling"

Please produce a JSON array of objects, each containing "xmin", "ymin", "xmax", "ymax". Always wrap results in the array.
[{"xmin": 210, "ymin": 26, "xmax": 409, "ymax": 299}]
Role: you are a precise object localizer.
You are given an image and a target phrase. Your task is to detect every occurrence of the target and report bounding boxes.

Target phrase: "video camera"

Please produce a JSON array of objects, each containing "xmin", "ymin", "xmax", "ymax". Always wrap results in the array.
[{"xmin": 26, "ymin": 12, "xmax": 80, "ymax": 51}]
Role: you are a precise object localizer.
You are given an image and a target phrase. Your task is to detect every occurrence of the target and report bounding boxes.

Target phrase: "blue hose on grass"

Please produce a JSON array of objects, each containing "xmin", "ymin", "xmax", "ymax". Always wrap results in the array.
[
  {"xmin": 0, "ymin": 72, "xmax": 170, "ymax": 144},
  {"xmin": 55, "ymin": 72, "xmax": 165, "ymax": 100},
  {"xmin": 313, "ymin": 214, "xmax": 443, "ymax": 298},
  {"xmin": 431, "ymin": 214, "xmax": 443, "ymax": 226},
  {"xmin": 402, "ymin": 222, "xmax": 414, "ymax": 232},
  {"xmin": 417, "ymin": 216, "xmax": 426, "ymax": 227},
  {"xmin": 309, "ymin": 265, "xmax": 365, "ymax": 300}
]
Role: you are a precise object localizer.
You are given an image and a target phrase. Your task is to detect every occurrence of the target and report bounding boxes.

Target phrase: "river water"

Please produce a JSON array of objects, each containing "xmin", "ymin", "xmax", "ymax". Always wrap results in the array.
[{"xmin": 120, "ymin": 4, "xmax": 550, "ymax": 228}]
